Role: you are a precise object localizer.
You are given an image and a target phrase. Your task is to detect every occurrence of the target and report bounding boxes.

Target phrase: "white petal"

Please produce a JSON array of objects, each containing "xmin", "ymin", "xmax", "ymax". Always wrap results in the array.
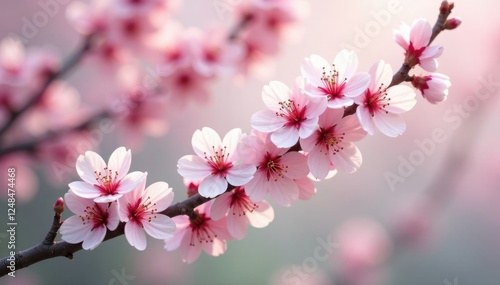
[
  {"xmin": 82, "ymin": 225, "xmax": 106, "ymax": 250},
  {"xmin": 356, "ymin": 106, "xmax": 376, "ymax": 135},
  {"xmin": 118, "ymin": 171, "xmax": 147, "ymax": 194},
  {"xmin": 334, "ymin": 49, "xmax": 358, "ymax": 80},
  {"xmin": 106, "ymin": 201, "xmax": 120, "ymax": 230},
  {"xmin": 301, "ymin": 54, "xmax": 331, "ymax": 87},
  {"xmin": 332, "ymin": 143, "xmax": 362, "ymax": 173},
  {"xmin": 222, "ymin": 128, "xmax": 243, "ymax": 162},
  {"xmin": 369, "ymin": 60, "xmax": 392, "ymax": 89},
  {"xmin": 271, "ymin": 127, "xmax": 300, "ymax": 148},
  {"xmin": 198, "ymin": 175, "xmax": 228, "ymax": 198},
  {"xmin": 76, "ymin": 151, "xmax": 106, "ymax": 184},
  {"xmin": 107, "ymin": 147, "xmax": 131, "ymax": 181},
  {"xmin": 226, "ymin": 164, "xmax": 256, "ymax": 186},
  {"xmin": 385, "ymin": 85, "xmax": 417, "ymax": 113},
  {"xmin": 262, "ymin": 81, "xmax": 292, "ymax": 110},
  {"xmin": 343, "ymin": 72, "xmax": 371, "ymax": 98},
  {"xmin": 177, "ymin": 155, "xmax": 212, "ymax": 180},
  {"xmin": 251, "ymin": 110, "xmax": 285, "ymax": 132},
  {"xmin": 410, "ymin": 18, "xmax": 431, "ymax": 49},
  {"xmin": 327, "ymin": 96, "xmax": 354, "ymax": 108},
  {"xmin": 143, "ymin": 182, "xmax": 174, "ymax": 212},
  {"xmin": 68, "ymin": 181, "xmax": 100, "ymax": 199},
  {"xmin": 59, "ymin": 215, "xmax": 90, "ymax": 244},
  {"xmin": 192, "ymin": 127, "xmax": 222, "ymax": 158},
  {"xmin": 143, "ymin": 214, "xmax": 176, "ymax": 240},
  {"xmin": 373, "ymin": 111, "xmax": 406, "ymax": 137}
]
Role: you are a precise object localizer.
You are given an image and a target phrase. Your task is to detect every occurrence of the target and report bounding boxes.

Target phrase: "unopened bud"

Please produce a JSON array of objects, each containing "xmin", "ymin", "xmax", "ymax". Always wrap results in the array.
[
  {"xmin": 53, "ymin": 197, "xmax": 64, "ymax": 214},
  {"xmin": 445, "ymin": 18, "xmax": 461, "ymax": 30},
  {"xmin": 439, "ymin": 0, "xmax": 450, "ymax": 14},
  {"xmin": 186, "ymin": 182, "xmax": 199, "ymax": 198}
]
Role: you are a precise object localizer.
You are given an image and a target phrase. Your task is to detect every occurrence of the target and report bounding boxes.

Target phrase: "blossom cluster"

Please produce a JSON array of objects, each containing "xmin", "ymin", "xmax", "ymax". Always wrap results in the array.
[{"xmin": 58, "ymin": 15, "xmax": 454, "ymax": 263}]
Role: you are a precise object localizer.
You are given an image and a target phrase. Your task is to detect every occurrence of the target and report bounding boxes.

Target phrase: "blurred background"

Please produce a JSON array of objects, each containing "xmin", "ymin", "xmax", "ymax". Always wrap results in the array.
[{"xmin": 1, "ymin": 0, "xmax": 500, "ymax": 284}]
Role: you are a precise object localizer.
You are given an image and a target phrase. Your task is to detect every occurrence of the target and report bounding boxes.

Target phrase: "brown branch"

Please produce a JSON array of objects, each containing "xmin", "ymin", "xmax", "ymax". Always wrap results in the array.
[{"xmin": 0, "ymin": 34, "xmax": 94, "ymax": 140}]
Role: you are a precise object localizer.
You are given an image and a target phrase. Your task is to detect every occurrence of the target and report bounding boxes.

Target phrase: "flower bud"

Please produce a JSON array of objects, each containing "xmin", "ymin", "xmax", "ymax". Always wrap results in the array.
[
  {"xmin": 439, "ymin": 0, "xmax": 450, "ymax": 14},
  {"xmin": 445, "ymin": 18, "xmax": 461, "ymax": 30},
  {"xmin": 53, "ymin": 197, "xmax": 64, "ymax": 215}
]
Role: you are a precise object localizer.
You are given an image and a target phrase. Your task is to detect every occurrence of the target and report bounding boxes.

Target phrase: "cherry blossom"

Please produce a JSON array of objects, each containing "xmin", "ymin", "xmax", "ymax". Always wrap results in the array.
[
  {"xmin": 210, "ymin": 186, "xmax": 274, "ymax": 240},
  {"xmin": 301, "ymin": 50, "xmax": 370, "ymax": 109},
  {"xmin": 177, "ymin": 127, "xmax": 256, "ymax": 198},
  {"xmin": 60, "ymin": 190, "xmax": 120, "ymax": 250},
  {"xmin": 251, "ymin": 79, "xmax": 327, "ymax": 148},
  {"xmin": 164, "ymin": 203, "xmax": 232, "ymax": 263},
  {"xmin": 69, "ymin": 146, "xmax": 147, "ymax": 203},
  {"xmin": 238, "ymin": 131, "xmax": 309, "ymax": 207},
  {"xmin": 300, "ymin": 108, "xmax": 366, "ymax": 179},
  {"xmin": 393, "ymin": 18, "xmax": 443, "ymax": 71},
  {"xmin": 411, "ymin": 73, "xmax": 451, "ymax": 104},
  {"xmin": 353, "ymin": 60, "xmax": 417, "ymax": 137},
  {"xmin": 118, "ymin": 179, "xmax": 176, "ymax": 251}
]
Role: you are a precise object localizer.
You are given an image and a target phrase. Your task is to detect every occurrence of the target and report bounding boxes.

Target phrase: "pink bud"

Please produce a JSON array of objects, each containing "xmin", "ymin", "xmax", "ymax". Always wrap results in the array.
[
  {"xmin": 439, "ymin": 0, "xmax": 450, "ymax": 14},
  {"xmin": 445, "ymin": 18, "xmax": 462, "ymax": 30},
  {"xmin": 53, "ymin": 197, "xmax": 64, "ymax": 214}
]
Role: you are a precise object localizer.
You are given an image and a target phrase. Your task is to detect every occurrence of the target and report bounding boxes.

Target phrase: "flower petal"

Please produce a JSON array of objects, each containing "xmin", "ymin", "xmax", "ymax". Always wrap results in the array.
[
  {"xmin": 118, "ymin": 171, "xmax": 147, "ymax": 194},
  {"xmin": 251, "ymin": 109, "xmax": 285, "ymax": 133},
  {"xmin": 143, "ymin": 214, "xmax": 176, "ymax": 240},
  {"xmin": 262, "ymin": 81, "xmax": 291, "ymax": 110},
  {"xmin": 199, "ymin": 175, "xmax": 228, "ymax": 198},
  {"xmin": 82, "ymin": 225, "xmax": 106, "ymax": 250},
  {"xmin": 192, "ymin": 127, "xmax": 222, "ymax": 158},
  {"xmin": 210, "ymin": 191, "xmax": 232, "ymax": 220},
  {"xmin": 177, "ymin": 155, "xmax": 212, "ymax": 180},
  {"xmin": 107, "ymin": 147, "xmax": 131, "ymax": 181},
  {"xmin": 373, "ymin": 111, "xmax": 406, "ymax": 137},
  {"xmin": 125, "ymin": 221, "xmax": 147, "ymax": 251},
  {"xmin": 76, "ymin": 151, "xmax": 105, "ymax": 184},
  {"xmin": 271, "ymin": 127, "xmax": 299, "ymax": 148},
  {"xmin": 226, "ymin": 164, "xmax": 255, "ymax": 186},
  {"xmin": 68, "ymin": 181, "xmax": 100, "ymax": 199}
]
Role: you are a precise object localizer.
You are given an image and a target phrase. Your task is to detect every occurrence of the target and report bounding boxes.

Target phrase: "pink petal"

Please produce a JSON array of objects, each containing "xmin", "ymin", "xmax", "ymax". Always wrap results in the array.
[
  {"xmin": 226, "ymin": 164, "xmax": 256, "ymax": 186},
  {"xmin": 296, "ymin": 177, "xmax": 317, "ymax": 200},
  {"xmin": 164, "ymin": 216, "xmax": 189, "ymax": 250},
  {"xmin": 251, "ymin": 109, "xmax": 285, "ymax": 133},
  {"xmin": 271, "ymin": 127, "xmax": 300, "ymax": 148},
  {"xmin": 192, "ymin": 127, "xmax": 222, "ymax": 158},
  {"xmin": 369, "ymin": 60, "xmax": 392, "ymax": 90},
  {"xmin": 180, "ymin": 230, "xmax": 203, "ymax": 263},
  {"xmin": 94, "ymin": 194, "xmax": 122, "ymax": 203},
  {"xmin": 237, "ymin": 135, "xmax": 266, "ymax": 165},
  {"xmin": 125, "ymin": 221, "xmax": 147, "ymax": 251},
  {"xmin": 421, "ymin": 45, "xmax": 443, "ymax": 60},
  {"xmin": 68, "ymin": 181, "xmax": 100, "ymax": 199},
  {"xmin": 373, "ymin": 111, "xmax": 406, "ymax": 137},
  {"xmin": 307, "ymin": 148, "xmax": 331, "ymax": 180},
  {"xmin": 280, "ymin": 152, "xmax": 309, "ymax": 179},
  {"xmin": 199, "ymin": 175, "xmax": 228, "ymax": 198},
  {"xmin": 327, "ymin": 96, "xmax": 354, "ymax": 109},
  {"xmin": 268, "ymin": 178, "xmax": 299, "ymax": 207},
  {"xmin": 177, "ymin": 155, "xmax": 212, "ymax": 180},
  {"xmin": 332, "ymin": 143, "xmax": 362, "ymax": 173},
  {"xmin": 393, "ymin": 23, "xmax": 410, "ymax": 49},
  {"xmin": 299, "ymin": 132, "xmax": 318, "ymax": 152},
  {"xmin": 202, "ymin": 235, "xmax": 227, "ymax": 256},
  {"xmin": 298, "ymin": 117, "xmax": 319, "ymax": 139},
  {"xmin": 64, "ymin": 190, "xmax": 94, "ymax": 214},
  {"xmin": 410, "ymin": 19, "xmax": 431, "ymax": 49},
  {"xmin": 318, "ymin": 108, "xmax": 343, "ymax": 127},
  {"xmin": 343, "ymin": 72, "xmax": 371, "ymax": 98},
  {"xmin": 76, "ymin": 151, "xmax": 106, "ymax": 184},
  {"xmin": 107, "ymin": 147, "xmax": 131, "ymax": 181},
  {"xmin": 143, "ymin": 214, "xmax": 176, "ymax": 240},
  {"xmin": 227, "ymin": 214, "xmax": 248, "ymax": 240},
  {"xmin": 210, "ymin": 191, "xmax": 232, "ymax": 220},
  {"xmin": 247, "ymin": 200, "xmax": 274, "ymax": 228},
  {"xmin": 419, "ymin": 58, "xmax": 438, "ymax": 72},
  {"xmin": 336, "ymin": 116, "xmax": 367, "ymax": 142},
  {"xmin": 245, "ymin": 171, "xmax": 269, "ymax": 202},
  {"xmin": 304, "ymin": 97, "xmax": 328, "ymax": 118}
]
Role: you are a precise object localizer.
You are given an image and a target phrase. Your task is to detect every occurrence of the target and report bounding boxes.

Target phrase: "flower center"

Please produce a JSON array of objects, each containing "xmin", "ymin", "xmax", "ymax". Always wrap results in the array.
[
  {"xmin": 189, "ymin": 211, "xmax": 217, "ymax": 245},
  {"xmin": 363, "ymin": 85, "xmax": 390, "ymax": 117},
  {"xmin": 261, "ymin": 152, "xmax": 287, "ymax": 181},
  {"xmin": 317, "ymin": 126, "xmax": 346, "ymax": 155},
  {"xmin": 205, "ymin": 146, "xmax": 233, "ymax": 176},
  {"xmin": 277, "ymin": 99, "xmax": 307, "ymax": 128},
  {"xmin": 79, "ymin": 204, "xmax": 109, "ymax": 231},
  {"xmin": 319, "ymin": 65, "xmax": 347, "ymax": 101},
  {"xmin": 128, "ymin": 196, "xmax": 157, "ymax": 227},
  {"xmin": 405, "ymin": 43, "xmax": 426, "ymax": 67},
  {"xmin": 229, "ymin": 187, "xmax": 258, "ymax": 216},
  {"xmin": 94, "ymin": 167, "xmax": 120, "ymax": 196}
]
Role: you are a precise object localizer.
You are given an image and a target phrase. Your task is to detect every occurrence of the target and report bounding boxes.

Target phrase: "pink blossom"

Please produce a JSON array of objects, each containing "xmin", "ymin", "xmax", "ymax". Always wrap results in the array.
[
  {"xmin": 69, "ymin": 146, "xmax": 147, "ymax": 203},
  {"xmin": 164, "ymin": 203, "xmax": 232, "ymax": 263},
  {"xmin": 60, "ymin": 190, "xmax": 120, "ymax": 250},
  {"xmin": 393, "ymin": 18, "xmax": 443, "ymax": 72},
  {"xmin": 411, "ymin": 73, "xmax": 451, "ymax": 104},
  {"xmin": 251, "ymin": 79, "xmax": 327, "ymax": 148},
  {"xmin": 296, "ymin": 176, "xmax": 317, "ymax": 200},
  {"xmin": 177, "ymin": 127, "xmax": 256, "ymax": 198},
  {"xmin": 353, "ymin": 60, "xmax": 417, "ymax": 137},
  {"xmin": 300, "ymin": 108, "xmax": 366, "ymax": 179},
  {"xmin": 159, "ymin": 65, "xmax": 211, "ymax": 107},
  {"xmin": 238, "ymin": 131, "xmax": 309, "ymax": 207},
  {"xmin": 301, "ymin": 50, "xmax": 370, "ymax": 108},
  {"xmin": 210, "ymin": 186, "xmax": 274, "ymax": 239},
  {"xmin": 118, "ymin": 180, "xmax": 176, "ymax": 251}
]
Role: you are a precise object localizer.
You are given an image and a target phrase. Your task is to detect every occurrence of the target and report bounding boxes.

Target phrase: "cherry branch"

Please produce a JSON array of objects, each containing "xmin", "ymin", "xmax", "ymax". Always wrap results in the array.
[{"xmin": 0, "ymin": 35, "xmax": 94, "ymax": 140}]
